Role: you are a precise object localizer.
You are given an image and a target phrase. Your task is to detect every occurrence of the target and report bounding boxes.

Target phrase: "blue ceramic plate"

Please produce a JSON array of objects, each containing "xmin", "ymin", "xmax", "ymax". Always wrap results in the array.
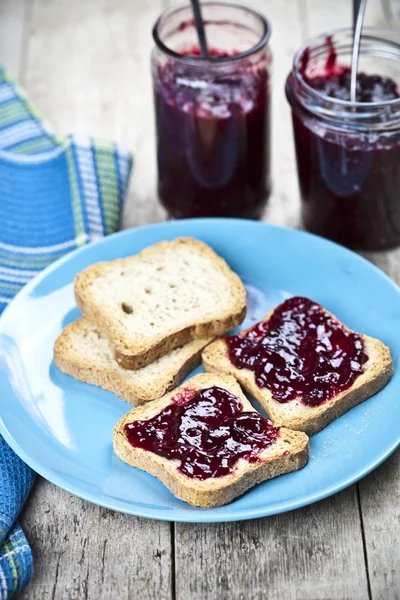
[{"xmin": 1, "ymin": 219, "xmax": 399, "ymax": 522}]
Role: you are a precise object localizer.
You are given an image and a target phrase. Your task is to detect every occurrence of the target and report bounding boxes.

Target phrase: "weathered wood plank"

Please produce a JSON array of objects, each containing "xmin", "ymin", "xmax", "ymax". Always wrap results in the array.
[
  {"xmin": 304, "ymin": 4, "xmax": 400, "ymax": 599},
  {"xmin": 358, "ymin": 452, "xmax": 400, "ymax": 600},
  {"xmin": 250, "ymin": 0, "xmax": 305, "ymax": 229},
  {"xmin": 19, "ymin": 2, "xmax": 173, "ymax": 598},
  {"xmin": 172, "ymin": 1, "xmax": 369, "ymax": 597},
  {"xmin": 14, "ymin": 1, "xmax": 400, "ymax": 599},
  {"xmin": 24, "ymin": 0, "xmax": 165, "ymax": 230},
  {"xmin": 19, "ymin": 479, "xmax": 173, "ymax": 600},
  {"xmin": 359, "ymin": 247, "xmax": 400, "ymax": 600},
  {"xmin": 175, "ymin": 487, "xmax": 369, "ymax": 600},
  {"xmin": 0, "ymin": 0, "xmax": 29, "ymax": 78},
  {"xmin": 304, "ymin": 0, "xmax": 385, "ymax": 34}
]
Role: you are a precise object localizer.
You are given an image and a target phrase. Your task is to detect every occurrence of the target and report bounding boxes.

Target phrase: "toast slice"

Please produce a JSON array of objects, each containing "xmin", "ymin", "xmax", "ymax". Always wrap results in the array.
[
  {"xmin": 202, "ymin": 298, "xmax": 393, "ymax": 436},
  {"xmin": 74, "ymin": 238, "xmax": 246, "ymax": 370},
  {"xmin": 113, "ymin": 373, "xmax": 309, "ymax": 508},
  {"xmin": 54, "ymin": 318, "xmax": 213, "ymax": 405}
]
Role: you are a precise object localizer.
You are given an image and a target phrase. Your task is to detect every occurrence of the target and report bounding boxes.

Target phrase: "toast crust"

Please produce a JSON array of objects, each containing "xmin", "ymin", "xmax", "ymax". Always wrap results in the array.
[
  {"xmin": 74, "ymin": 238, "xmax": 246, "ymax": 370},
  {"xmin": 202, "ymin": 307, "xmax": 394, "ymax": 436},
  {"xmin": 54, "ymin": 318, "xmax": 213, "ymax": 405},
  {"xmin": 113, "ymin": 373, "xmax": 309, "ymax": 507}
]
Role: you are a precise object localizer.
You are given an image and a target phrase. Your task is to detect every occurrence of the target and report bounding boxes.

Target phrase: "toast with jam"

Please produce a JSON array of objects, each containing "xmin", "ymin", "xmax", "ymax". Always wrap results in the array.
[
  {"xmin": 74, "ymin": 238, "xmax": 246, "ymax": 370},
  {"xmin": 202, "ymin": 297, "xmax": 393, "ymax": 435},
  {"xmin": 113, "ymin": 373, "xmax": 309, "ymax": 508},
  {"xmin": 54, "ymin": 317, "xmax": 213, "ymax": 406}
]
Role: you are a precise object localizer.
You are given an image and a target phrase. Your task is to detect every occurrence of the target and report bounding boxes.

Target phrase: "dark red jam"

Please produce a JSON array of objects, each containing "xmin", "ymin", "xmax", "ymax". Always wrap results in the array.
[
  {"xmin": 153, "ymin": 47, "xmax": 270, "ymax": 219},
  {"xmin": 287, "ymin": 38, "xmax": 400, "ymax": 250},
  {"xmin": 124, "ymin": 386, "xmax": 280, "ymax": 480},
  {"xmin": 226, "ymin": 297, "xmax": 368, "ymax": 406},
  {"xmin": 309, "ymin": 67, "xmax": 400, "ymax": 103}
]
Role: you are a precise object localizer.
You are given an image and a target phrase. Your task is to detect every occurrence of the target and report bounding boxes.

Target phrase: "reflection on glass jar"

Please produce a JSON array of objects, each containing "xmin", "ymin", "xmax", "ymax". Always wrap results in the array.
[
  {"xmin": 286, "ymin": 29, "xmax": 400, "ymax": 250},
  {"xmin": 152, "ymin": 2, "xmax": 271, "ymax": 219}
]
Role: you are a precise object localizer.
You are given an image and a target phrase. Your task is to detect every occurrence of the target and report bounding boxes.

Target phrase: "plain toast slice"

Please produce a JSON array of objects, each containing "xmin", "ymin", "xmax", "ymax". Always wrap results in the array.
[
  {"xmin": 54, "ymin": 318, "xmax": 213, "ymax": 405},
  {"xmin": 75, "ymin": 238, "xmax": 246, "ymax": 370},
  {"xmin": 203, "ymin": 300, "xmax": 393, "ymax": 436},
  {"xmin": 113, "ymin": 373, "xmax": 309, "ymax": 508}
]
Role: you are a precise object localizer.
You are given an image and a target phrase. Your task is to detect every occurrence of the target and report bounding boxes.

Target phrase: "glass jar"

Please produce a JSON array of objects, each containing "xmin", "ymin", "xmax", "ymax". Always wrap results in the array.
[
  {"xmin": 152, "ymin": 2, "xmax": 271, "ymax": 219},
  {"xmin": 286, "ymin": 28, "xmax": 400, "ymax": 250}
]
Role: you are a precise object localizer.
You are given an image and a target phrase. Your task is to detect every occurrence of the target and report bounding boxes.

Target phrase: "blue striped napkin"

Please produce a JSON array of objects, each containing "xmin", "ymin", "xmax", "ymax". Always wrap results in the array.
[
  {"xmin": 0, "ymin": 439, "xmax": 36, "ymax": 598},
  {"xmin": 0, "ymin": 66, "xmax": 133, "ymax": 598}
]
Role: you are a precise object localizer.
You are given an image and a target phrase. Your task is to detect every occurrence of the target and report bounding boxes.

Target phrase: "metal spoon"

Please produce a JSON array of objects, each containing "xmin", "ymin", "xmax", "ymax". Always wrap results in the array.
[
  {"xmin": 190, "ymin": 0, "xmax": 209, "ymax": 58},
  {"xmin": 350, "ymin": 0, "xmax": 368, "ymax": 102}
]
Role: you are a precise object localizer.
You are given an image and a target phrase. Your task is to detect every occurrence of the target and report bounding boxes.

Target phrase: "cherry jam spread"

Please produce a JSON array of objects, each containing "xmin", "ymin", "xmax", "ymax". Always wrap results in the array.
[
  {"xmin": 154, "ymin": 47, "xmax": 270, "ymax": 219},
  {"xmin": 124, "ymin": 386, "xmax": 280, "ymax": 480},
  {"xmin": 309, "ymin": 67, "xmax": 399, "ymax": 103},
  {"xmin": 226, "ymin": 297, "xmax": 368, "ymax": 406},
  {"xmin": 301, "ymin": 38, "xmax": 399, "ymax": 103}
]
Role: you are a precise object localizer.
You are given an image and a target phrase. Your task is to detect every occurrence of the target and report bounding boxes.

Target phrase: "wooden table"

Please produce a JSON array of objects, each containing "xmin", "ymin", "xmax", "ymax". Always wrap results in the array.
[{"xmin": 1, "ymin": 0, "xmax": 399, "ymax": 598}]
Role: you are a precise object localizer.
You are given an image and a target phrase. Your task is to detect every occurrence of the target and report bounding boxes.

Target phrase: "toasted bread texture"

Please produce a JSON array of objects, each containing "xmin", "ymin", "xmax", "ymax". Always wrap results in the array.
[
  {"xmin": 202, "ymin": 305, "xmax": 393, "ymax": 436},
  {"xmin": 113, "ymin": 373, "xmax": 309, "ymax": 508},
  {"xmin": 74, "ymin": 238, "xmax": 246, "ymax": 370},
  {"xmin": 54, "ymin": 318, "xmax": 213, "ymax": 405}
]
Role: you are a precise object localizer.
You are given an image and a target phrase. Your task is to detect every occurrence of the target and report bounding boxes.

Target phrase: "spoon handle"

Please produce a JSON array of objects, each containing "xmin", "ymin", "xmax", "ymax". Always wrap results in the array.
[
  {"xmin": 350, "ymin": 0, "xmax": 368, "ymax": 102},
  {"xmin": 353, "ymin": 0, "xmax": 363, "ymax": 31},
  {"xmin": 191, "ymin": 0, "xmax": 209, "ymax": 58}
]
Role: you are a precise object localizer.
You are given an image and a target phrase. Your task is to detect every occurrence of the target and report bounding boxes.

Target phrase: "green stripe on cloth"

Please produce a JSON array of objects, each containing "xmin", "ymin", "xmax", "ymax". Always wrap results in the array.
[
  {"xmin": 0, "ymin": 249, "xmax": 75, "ymax": 269},
  {"xmin": 0, "ymin": 63, "xmax": 133, "ymax": 599},
  {"xmin": 0, "ymin": 101, "xmax": 32, "ymax": 127},
  {"xmin": 2, "ymin": 537, "xmax": 19, "ymax": 594},
  {"xmin": 0, "ymin": 522, "xmax": 33, "ymax": 598},
  {"xmin": 94, "ymin": 144, "xmax": 121, "ymax": 232},
  {"xmin": 64, "ymin": 144, "xmax": 87, "ymax": 247},
  {"xmin": 12, "ymin": 137, "xmax": 57, "ymax": 154},
  {"xmin": 0, "ymin": 70, "xmax": 56, "ymax": 138},
  {"xmin": 0, "ymin": 282, "xmax": 23, "ymax": 293}
]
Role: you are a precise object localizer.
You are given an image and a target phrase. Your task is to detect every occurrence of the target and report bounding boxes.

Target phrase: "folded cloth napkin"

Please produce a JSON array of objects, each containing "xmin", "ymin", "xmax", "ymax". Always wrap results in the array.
[
  {"xmin": 0, "ymin": 66, "xmax": 132, "ymax": 598},
  {"xmin": 0, "ymin": 440, "xmax": 35, "ymax": 598}
]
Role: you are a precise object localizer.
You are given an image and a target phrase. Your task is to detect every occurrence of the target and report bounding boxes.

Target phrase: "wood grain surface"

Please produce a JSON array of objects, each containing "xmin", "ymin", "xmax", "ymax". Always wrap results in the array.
[{"xmin": 0, "ymin": 0, "xmax": 397, "ymax": 598}]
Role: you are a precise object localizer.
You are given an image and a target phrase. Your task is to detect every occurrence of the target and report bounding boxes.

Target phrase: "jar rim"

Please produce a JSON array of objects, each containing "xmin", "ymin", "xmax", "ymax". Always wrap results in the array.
[
  {"xmin": 152, "ymin": 1, "xmax": 271, "ymax": 65},
  {"xmin": 292, "ymin": 26, "xmax": 400, "ymax": 109}
]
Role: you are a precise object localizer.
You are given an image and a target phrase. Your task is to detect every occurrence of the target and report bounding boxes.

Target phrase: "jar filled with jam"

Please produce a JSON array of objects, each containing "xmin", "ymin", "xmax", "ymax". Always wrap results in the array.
[
  {"xmin": 152, "ymin": 2, "xmax": 271, "ymax": 219},
  {"xmin": 286, "ymin": 29, "xmax": 400, "ymax": 250}
]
